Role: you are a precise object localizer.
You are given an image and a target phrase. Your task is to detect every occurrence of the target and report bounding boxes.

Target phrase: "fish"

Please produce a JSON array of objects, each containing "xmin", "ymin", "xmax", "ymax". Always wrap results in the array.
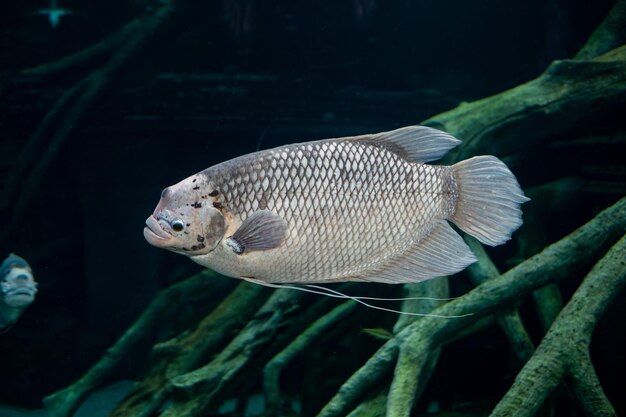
[
  {"xmin": 38, "ymin": 0, "xmax": 72, "ymax": 28},
  {"xmin": 1, "ymin": 253, "xmax": 38, "ymax": 331},
  {"xmin": 144, "ymin": 126, "xmax": 528, "ymax": 285},
  {"xmin": 361, "ymin": 327, "xmax": 395, "ymax": 340}
]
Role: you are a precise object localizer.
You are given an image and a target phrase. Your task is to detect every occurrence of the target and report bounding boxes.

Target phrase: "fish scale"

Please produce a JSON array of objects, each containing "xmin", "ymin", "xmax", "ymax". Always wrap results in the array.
[
  {"xmin": 208, "ymin": 139, "xmax": 448, "ymax": 283},
  {"xmin": 144, "ymin": 126, "xmax": 529, "ymax": 285}
]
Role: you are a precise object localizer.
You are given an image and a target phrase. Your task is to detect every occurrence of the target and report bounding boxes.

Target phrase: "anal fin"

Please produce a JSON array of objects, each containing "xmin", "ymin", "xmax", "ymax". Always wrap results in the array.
[{"xmin": 354, "ymin": 221, "xmax": 477, "ymax": 283}]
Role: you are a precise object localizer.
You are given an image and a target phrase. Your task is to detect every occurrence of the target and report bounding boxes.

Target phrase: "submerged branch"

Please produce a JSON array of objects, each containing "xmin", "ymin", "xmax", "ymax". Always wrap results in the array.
[
  {"xmin": 424, "ymin": 46, "xmax": 626, "ymax": 160},
  {"xmin": 43, "ymin": 270, "xmax": 219, "ymax": 417},
  {"xmin": 490, "ymin": 233, "xmax": 626, "ymax": 417},
  {"xmin": 108, "ymin": 281, "xmax": 269, "ymax": 417},
  {"xmin": 159, "ymin": 288, "xmax": 310, "ymax": 417},
  {"xmin": 386, "ymin": 279, "xmax": 449, "ymax": 417},
  {"xmin": 575, "ymin": 0, "xmax": 626, "ymax": 60},
  {"xmin": 316, "ymin": 197, "xmax": 626, "ymax": 417},
  {"xmin": 464, "ymin": 237, "xmax": 535, "ymax": 362},
  {"xmin": 264, "ymin": 301, "xmax": 356, "ymax": 415},
  {"xmin": 16, "ymin": 18, "xmax": 145, "ymax": 81}
]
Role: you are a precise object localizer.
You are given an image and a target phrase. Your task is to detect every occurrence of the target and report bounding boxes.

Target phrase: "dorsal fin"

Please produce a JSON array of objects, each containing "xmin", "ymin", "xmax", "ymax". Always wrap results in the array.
[{"xmin": 349, "ymin": 126, "xmax": 461, "ymax": 163}]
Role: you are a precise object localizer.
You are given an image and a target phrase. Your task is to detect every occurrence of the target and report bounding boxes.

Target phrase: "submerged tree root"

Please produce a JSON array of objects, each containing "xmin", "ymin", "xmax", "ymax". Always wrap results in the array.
[
  {"xmin": 464, "ymin": 237, "xmax": 535, "ymax": 362},
  {"xmin": 42, "ymin": 270, "xmax": 234, "ymax": 417},
  {"xmin": 316, "ymin": 197, "xmax": 626, "ymax": 417},
  {"xmin": 158, "ymin": 288, "xmax": 314, "ymax": 417},
  {"xmin": 107, "ymin": 281, "xmax": 270, "ymax": 417},
  {"xmin": 263, "ymin": 301, "xmax": 357, "ymax": 415},
  {"xmin": 425, "ymin": 49, "xmax": 626, "ymax": 162},
  {"xmin": 491, "ymin": 234, "xmax": 626, "ymax": 417}
]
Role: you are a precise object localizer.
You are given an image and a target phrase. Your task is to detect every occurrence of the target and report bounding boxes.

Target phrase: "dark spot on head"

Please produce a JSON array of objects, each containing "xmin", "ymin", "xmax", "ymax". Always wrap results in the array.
[
  {"xmin": 191, "ymin": 202, "xmax": 202, "ymax": 208},
  {"xmin": 193, "ymin": 186, "xmax": 200, "ymax": 190},
  {"xmin": 209, "ymin": 190, "xmax": 219, "ymax": 197},
  {"xmin": 197, "ymin": 235, "xmax": 205, "ymax": 243},
  {"xmin": 182, "ymin": 243, "xmax": 206, "ymax": 251},
  {"xmin": 213, "ymin": 202, "xmax": 223, "ymax": 209},
  {"xmin": 192, "ymin": 178, "xmax": 197, "ymax": 183}
]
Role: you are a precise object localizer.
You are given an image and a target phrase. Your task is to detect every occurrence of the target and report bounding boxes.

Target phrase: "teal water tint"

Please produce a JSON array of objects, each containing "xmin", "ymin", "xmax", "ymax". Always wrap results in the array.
[{"xmin": 0, "ymin": 0, "xmax": 624, "ymax": 416}]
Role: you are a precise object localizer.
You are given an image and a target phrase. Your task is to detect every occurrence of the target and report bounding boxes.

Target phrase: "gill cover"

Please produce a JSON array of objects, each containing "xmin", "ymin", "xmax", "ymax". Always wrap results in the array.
[{"xmin": 203, "ymin": 206, "xmax": 227, "ymax": 251}]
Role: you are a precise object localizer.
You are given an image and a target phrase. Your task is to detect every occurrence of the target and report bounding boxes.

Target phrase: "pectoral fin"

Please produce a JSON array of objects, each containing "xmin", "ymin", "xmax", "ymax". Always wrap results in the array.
[{"xmin": 225, "ymin": 210, "xmax": 287, "ymax": 255}]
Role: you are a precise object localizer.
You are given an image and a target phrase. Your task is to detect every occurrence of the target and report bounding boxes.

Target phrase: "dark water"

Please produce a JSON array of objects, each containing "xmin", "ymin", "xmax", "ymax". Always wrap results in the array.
[{"xmin": 1, "ymin": 0, "xmax": 624, "ymax": 416}]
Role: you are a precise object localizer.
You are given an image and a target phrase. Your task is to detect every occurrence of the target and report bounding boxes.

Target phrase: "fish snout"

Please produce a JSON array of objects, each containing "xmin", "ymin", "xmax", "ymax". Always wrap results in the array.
[
  {"xmin": 1, "ymin": 273, "xmax": 37, "ymax": 308},
  {"xmin": 3, "ymin": 285, "xmax": 37, "ymax": 307},
  {"xmin": 143, "ymin": 215, "xmax": 175, "ymax": 248}
]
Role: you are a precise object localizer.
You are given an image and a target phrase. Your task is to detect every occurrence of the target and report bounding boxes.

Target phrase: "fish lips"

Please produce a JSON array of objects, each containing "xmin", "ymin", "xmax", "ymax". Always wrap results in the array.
[
  {"xmin": 4, "ymin": 289, "xmax": 36, "ymax": 307},
  {"xmin": 143, "ymin": 215, "xmax": 175, "ymax": 248}
]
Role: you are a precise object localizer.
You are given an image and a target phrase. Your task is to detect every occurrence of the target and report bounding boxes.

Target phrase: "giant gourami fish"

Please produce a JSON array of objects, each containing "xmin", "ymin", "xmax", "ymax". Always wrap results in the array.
[{"xmin": 144, "ymin": 126, "xmax": 528, "ymax": 285}]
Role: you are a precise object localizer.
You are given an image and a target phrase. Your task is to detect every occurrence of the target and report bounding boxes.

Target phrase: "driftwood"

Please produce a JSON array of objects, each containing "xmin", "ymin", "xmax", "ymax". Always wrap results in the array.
[
  {"xmin": 42, "ymin": 270, "xmax": 234, "ymax": 417},
  {"xmin": 263, "ymin": 301, "xmax": 357, "ymax": 415},
  {"xmin": 39, "ymin": 2, "xmax": 626, "ymax": 416},
  {"xmin": 427, "ymin": 47, "xmax": 626, "ymax": 162},
  {"xmin": 491, "ymin": 234, "xmax": 626, "ymax": 417},
  {"xmin": 317, "ymin": 198, "xmax": 626, "ymax": 417},
  {"xmin": 464, "ymin": 237, "xmax": 534, "ymax": 363},
  {"xmin": 425, "ymin": 0, "xmax": 626, "ymax": 162}
]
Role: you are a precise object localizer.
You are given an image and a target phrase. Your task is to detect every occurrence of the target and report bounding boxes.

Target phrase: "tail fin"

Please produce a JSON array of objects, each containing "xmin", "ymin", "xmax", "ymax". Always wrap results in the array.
[{"xmin": 450, "ymin": 156, "xmax": 529, "ymax": 246}]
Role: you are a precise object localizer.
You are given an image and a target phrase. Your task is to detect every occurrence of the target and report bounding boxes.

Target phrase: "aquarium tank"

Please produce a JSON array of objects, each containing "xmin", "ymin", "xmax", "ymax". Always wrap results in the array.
[{"xmin": 0, "ymin": 0, "xmax": 624, "ymax": 416}]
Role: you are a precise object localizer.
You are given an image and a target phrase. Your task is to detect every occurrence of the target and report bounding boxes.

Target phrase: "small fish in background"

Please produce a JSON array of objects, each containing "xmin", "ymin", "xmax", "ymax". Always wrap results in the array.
[
  {"xmin": 144, "ymin": 126, "xmax": 528, "ymax": 287},
  {"xmin": 0, "ymin": 253, "xmax": 38, "ymax": 331},
  {"xmin": 361, "ymin": 327, "xmax": 394, "ymax": 340},
  {"xmin": 38, "ymin": 0, "xmax": 72, "ymax": 28}
]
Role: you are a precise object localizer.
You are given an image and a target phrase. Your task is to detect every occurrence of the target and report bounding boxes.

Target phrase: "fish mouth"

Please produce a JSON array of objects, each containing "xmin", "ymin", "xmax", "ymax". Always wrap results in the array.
[
  {"xmin": 4, "ymin": 288, "xmax": 36, "ymax": 297},
  {"xmin": 4, "ymin": 288, "xmax": 36, "ymax": 307},
  {"xmin": 143, "ymin": 215, "xmax": 174, "ymax": 247}
]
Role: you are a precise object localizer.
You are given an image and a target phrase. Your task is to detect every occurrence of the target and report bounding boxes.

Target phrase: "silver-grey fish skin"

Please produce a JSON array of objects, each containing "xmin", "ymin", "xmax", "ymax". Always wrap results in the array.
[
  {"xmin": 145, "ymin": 126, "xmax": 528, "ymax": 284},
  {"xmin": 200, "ymin": 139, "xmax": 456, "ymax": 283}
]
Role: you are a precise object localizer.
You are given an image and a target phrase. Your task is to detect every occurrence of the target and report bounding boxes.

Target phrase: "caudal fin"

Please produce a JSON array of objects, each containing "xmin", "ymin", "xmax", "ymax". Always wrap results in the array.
[{"xmin": 450, "ymin": 156, "xmax": 529, "ymax": 246}]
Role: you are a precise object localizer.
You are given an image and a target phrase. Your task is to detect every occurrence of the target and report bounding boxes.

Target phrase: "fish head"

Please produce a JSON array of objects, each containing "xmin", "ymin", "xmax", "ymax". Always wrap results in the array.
[
  {"xmin": 144, "ymin": 175, "xmax": 227, "ymax": 257},
  {"xmin": 1, "ymin": 254, "xmax": 37, "ymax": 308}
]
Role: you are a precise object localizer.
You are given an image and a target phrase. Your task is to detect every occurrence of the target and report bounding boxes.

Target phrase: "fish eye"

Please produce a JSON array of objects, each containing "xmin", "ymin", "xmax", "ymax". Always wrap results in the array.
[{"xmin": 171, "ymin": 219, "xmax": 185, "ymax": 232}]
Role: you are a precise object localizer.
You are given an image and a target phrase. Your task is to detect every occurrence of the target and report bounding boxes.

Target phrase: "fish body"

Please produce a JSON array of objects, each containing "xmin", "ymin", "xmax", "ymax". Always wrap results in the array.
[{"xmin": 144, "ymin": 126, "xmax": 528, "ymax": 284}]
